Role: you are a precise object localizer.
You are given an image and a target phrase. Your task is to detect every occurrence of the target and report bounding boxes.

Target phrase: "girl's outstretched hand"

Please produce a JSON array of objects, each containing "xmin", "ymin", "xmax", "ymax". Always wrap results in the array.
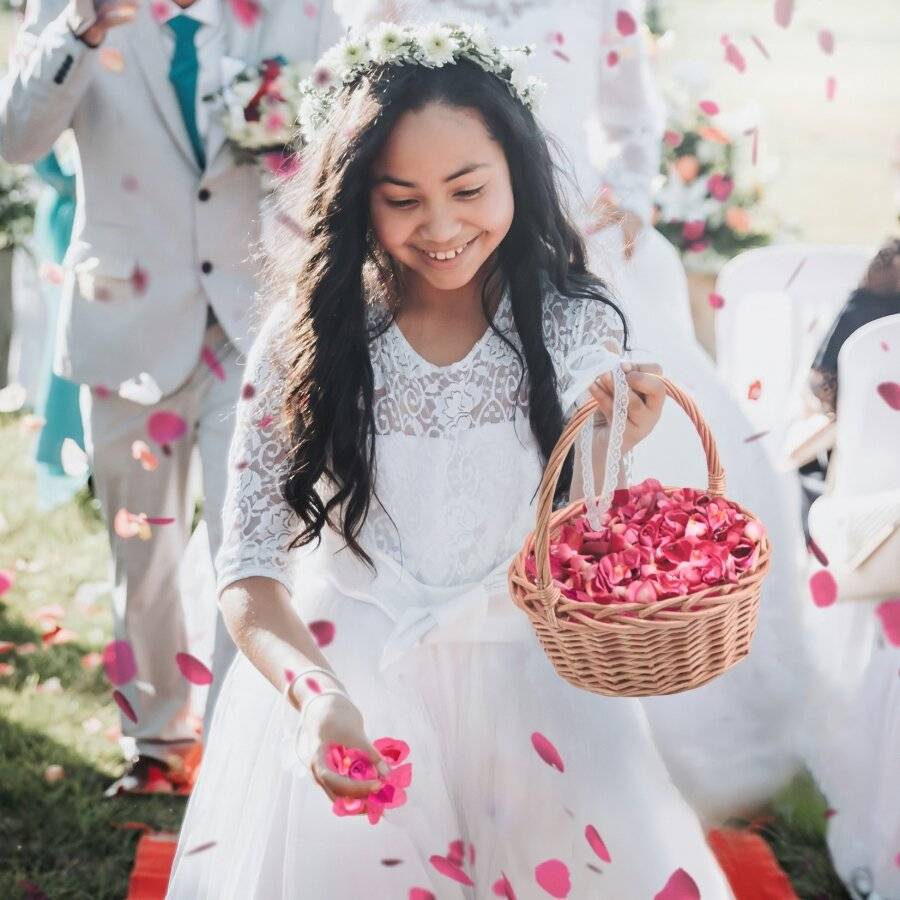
[{"xmin": 588, "ymin": 362, "xmax": 666, "ymax": 451}]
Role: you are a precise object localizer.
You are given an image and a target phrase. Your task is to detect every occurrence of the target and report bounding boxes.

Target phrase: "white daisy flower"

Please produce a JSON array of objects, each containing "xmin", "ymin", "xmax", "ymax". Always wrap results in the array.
[
  {"xmin": 417, "ymin": 23, "xmax": 458, "ymax": 67},
  {"xmin": 370, "ymin": 22, "xmax": 407, "ymax": 62},
  {"xmin": 338, "ymin": 38, "xmax": 370, "ymax": 73},
  {"xmin": 521, "ymin": 75, "xmax": 547, "ymax": 111},
  {"xmin": 500, "ymin": 47, "xmax": 530, "ymax": 92},
  {"xmin": 466, "ymin": 23, "xmax": 493, "ymax": 55}
]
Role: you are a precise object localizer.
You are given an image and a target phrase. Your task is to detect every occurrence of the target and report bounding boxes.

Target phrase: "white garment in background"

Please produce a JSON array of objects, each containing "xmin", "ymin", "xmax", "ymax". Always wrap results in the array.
[
  {"xmin": 167, "ymin": 292, "xmax": 734, "ymax": 898},
  {"xmin": 336, "ymin": 0, "xmax": 807, "ymax": 823}
]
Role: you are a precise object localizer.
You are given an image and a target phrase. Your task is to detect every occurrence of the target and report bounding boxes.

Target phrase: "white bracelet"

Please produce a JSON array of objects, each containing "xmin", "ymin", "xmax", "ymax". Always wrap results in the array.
[
  {"xmin": 282, "ymin": 667, "xmax": 347, "ymax": 711},
  {"xmin": 293, "ymin": 688, "xmax": 353, "ymax": 760}
]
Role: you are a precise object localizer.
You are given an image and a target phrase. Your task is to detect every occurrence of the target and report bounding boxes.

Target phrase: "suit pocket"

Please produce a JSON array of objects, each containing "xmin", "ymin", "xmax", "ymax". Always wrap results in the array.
[{"xmin": 72, "ymin": 250, "xmax": 137, "ymax": 302}]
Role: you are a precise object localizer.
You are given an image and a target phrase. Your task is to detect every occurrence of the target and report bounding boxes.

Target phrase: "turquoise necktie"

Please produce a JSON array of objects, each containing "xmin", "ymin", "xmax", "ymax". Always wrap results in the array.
[{"xmin": 166, "ymin": 15, "xmax": 206, "ymax": 170}]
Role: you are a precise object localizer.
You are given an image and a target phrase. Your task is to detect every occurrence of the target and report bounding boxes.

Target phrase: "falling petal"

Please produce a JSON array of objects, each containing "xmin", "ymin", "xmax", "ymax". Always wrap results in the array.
[
  {"xmin": 535, "ymin": 860, "xmax": 571, "ymax": 898},
  {"xmin": 552, "ymin": 49, "xmax": 571, "ymax": 62},
  {"xmin": 103, "ymin": 641, "xmax": 137, "ymax": 686},
  {"xmin": 229, "ymin": 0, "xmax": 261, "ymax": 27},
  {"xmin": 707, "ymin": 293, "xmax": 725, "ymax": 310},
  {"xmin": 0, "ymin": 568, "xmax": 15, "ymax": 597},
  {"xmin": 186, "ymin": 840, "xmax": 217, "ymax": 856},
  {"xmin": 880, "ymin": 341, "xmax": 890, "ymax": 352},
  {"xmin": 585, "ymin": 824, "xmax": 612, "ymax": 862},
  {"xmin": 606, "ymin": 50, "xmax": 619, "ymax": 67},
  {"xmin": 113, "ymin": 689, "xmax": 138, "ymax": 723},
  {"xmin": 381, "ymin": 859, "xmax": 403, "ymax": 866},
  {"xmin": 93, "ymin": 384, "xmax": 112, "ymax": 399},
  {"xmin": 699, "ymin": 99, "xmax": 719, "ymax": 116},
  {"xmin": 664, "ymin": 130, "xmax": 682, "ymax": 147},
  {"xmin": 750, "ymin": 35, "xmax": 770, "ymax": 59},
  {"xmin": 531, "ymin": 731, "xmax": 565, "ymax": 771},
  {"xmin": 175, "ymin": 652, "xmax": 213, "ymax": 685},
  {"xmin": 810, "ymin": 570, "xmax": 838, "ymax": 608},
  {"xmin": 147, "ymin": 410, "xmax": 187, "ymax": 444},
  {"xmin": 723, "ymin": 39, "xmax": 746, "ymax": 73},
  {"xmin": 818, "ymin": 29, "xmax": 835, "ymax": 54},
  {"xmin": 306, "ymin": 677, "xmax": 321, "ymax": 693},
  {"xmin": 130, "ymin": 264, "xmax": 149, "ymax": 295},
  {"xmin": 875, "ymin": 599, "xmax": 900, "ymax": 646},
  {"xmin": 493, "ymin": 872, "xmax": 517, "ymax": 899},
  {"xmin": 774, "ymin": 0, "xmax": 794, "ymax": 28},
  {"xmin": 122, "ymin": 175, "xmax": 139, "ymax": 192},
  {"xmin": 241, "ymin": 383, "xmax": 256, "ymax": 400},
  {"xmin": 150, "ymin": 0, "xmax": 168, "ymax": 21},
  {"xmin": 308, "ymin": 620, "xmax": 335, "ymax": 647},
  {"xmin": 303, "ymin": 2, "xmax": 318, "ymax": 16},
  {"xmin": 258, "ymin": 414, "xmax": 274, "ymax": 429},
  {"xmin": 201, "ymin": 346, "xmax": 227, "ymax": 381},
  {"xmin": 145, "ymin": 517, "xmax": 175, "ymax": 526},
  {"xmin": 876, "ymin": 382, "xmax": 900, "ymax": 410},
  {"xmin": 655, "ymin": 868, "xmax": 701, "ymax": 900},
  {"xmin": 131, "ymin": 440, "xmax": 159, "ymax": 472},
  {"xmin": 826, "ymin": 76, "xmax": 837, "ymax": 101},
  {"xmin": 806, "ymin": 537, "xmax": 830, "ymax": 567},
  {"xmin": 99, "ymin": 47, "xmax": 125, "ymax": 73},
  {"xmin": 616, "ymin": 9, "xmax": 637, "ymax": 36},
  {"xmin": 785, "ymin": 257, "xmax": 807, "ymax": 289},
  {"xmin": 744, "ymin": 430, "xmax": 770, "ymax": 443},
  {"xmin": 430, "ymin": 855, "xmax": 474, "ymax": 886},
  {"xmin": 747, "ymin": 379, "xmax": 763, "ymax": 401},
  {"xmin": 409, "ymin": 891, "xmax": 436, "ymax": 900},
  {"xmin": 744, "ymin": 126, "xmax": 760, "ymax": 165}
]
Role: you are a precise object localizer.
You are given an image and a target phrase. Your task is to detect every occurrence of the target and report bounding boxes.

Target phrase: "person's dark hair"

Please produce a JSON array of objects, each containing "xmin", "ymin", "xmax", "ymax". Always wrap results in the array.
[{"xmin": 266, "ymin": 58, "xmax": 629, "ymax": 568}]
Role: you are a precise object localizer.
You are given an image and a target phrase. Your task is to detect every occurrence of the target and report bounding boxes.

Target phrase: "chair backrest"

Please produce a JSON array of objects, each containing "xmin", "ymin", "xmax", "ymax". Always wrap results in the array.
[
  {"xmin": 714, "ymin": 244, "xmax": 871, "ymax": 437},
  {"xmin": 830, "ymin": 313, "xmax": 900, "ymax": 494}
]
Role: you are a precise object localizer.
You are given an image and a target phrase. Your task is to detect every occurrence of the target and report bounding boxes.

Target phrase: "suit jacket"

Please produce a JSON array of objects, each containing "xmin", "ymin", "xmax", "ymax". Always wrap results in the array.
[{"xmin": 0, "ymin": 0, "xmax": 341, "ymax": 399}]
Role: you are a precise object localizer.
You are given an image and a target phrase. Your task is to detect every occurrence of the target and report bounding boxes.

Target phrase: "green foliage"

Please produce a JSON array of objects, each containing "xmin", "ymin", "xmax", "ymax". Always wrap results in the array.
[{"xmin": 0, "ymin": 161, "xmax": 35, "ymax": 250}]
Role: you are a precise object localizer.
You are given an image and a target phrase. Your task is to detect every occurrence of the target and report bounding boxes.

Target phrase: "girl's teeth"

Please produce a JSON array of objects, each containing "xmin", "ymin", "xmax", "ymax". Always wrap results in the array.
[{"xmin": 427, "ymin": 241, "xmax": 468, "ymax": 260}]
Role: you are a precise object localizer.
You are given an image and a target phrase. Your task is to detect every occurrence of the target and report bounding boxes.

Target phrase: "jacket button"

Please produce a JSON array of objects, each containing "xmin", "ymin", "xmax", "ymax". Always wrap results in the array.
[
  {"xmin": 201, "ymin": 261, "xmax": 213, "ymax": 274},
  {"xmin": 198, "ymin": 188, "xmax": 211, "ymax": 201}
]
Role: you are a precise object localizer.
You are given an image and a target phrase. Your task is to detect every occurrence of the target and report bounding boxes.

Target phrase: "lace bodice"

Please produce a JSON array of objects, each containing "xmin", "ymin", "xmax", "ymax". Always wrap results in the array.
[{"xmin": 215, "ymin": 287, "xmax": 625, "ymax": 595}]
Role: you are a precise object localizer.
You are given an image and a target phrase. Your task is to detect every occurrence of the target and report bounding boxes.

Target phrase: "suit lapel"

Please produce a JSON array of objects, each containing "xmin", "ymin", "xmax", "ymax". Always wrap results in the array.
[{"xmin": 126, "ymin": 2, "xmax": 202, "ymax": 174}]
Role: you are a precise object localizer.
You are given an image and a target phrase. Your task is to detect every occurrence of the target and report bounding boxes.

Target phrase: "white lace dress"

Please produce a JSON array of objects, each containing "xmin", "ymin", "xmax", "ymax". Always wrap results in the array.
[{"xmin": 166, "ymin": 289, "xmax": 733, "ymax": 899}]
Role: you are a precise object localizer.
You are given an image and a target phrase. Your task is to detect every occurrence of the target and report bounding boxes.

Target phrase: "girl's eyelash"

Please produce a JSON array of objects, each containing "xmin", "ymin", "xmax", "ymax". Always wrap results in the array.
[{"xmin": 385, "ymin": 187, "xmax": 484, "ymax": 209}]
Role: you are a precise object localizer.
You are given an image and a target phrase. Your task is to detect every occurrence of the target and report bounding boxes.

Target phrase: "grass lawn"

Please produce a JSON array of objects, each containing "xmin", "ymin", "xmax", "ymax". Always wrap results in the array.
[{"xmin": 0, "ymin": 411, "xmax": 851, "ymax": 899}]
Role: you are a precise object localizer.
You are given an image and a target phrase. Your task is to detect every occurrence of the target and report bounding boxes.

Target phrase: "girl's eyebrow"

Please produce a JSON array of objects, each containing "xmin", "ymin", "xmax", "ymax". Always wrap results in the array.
[{"xmin": 374, "ymin": 163, "xmax": 489, "ymax": 188}]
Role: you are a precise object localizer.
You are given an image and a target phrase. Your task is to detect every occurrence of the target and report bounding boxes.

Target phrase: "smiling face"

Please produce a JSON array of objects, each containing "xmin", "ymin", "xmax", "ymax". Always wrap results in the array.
[{"xmin": 369, "ymin": 102, "xmax": 515, "ymax": 299}]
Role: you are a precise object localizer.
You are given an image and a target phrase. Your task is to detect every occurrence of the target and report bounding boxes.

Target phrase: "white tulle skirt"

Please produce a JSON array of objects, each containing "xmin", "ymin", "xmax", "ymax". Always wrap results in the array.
[
  {"xmin": 588, "ymin": 225, "xmax": 809, "ymax": 823},
  {"xmin": 167, "ymin": 571, "xmax": 734, "ymax": 899}
]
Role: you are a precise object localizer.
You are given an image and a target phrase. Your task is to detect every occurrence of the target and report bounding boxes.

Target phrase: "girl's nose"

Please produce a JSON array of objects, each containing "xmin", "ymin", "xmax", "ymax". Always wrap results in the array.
[{"xmin": 419, "ymin": 207, "xmax": 463, "ymax": 246}]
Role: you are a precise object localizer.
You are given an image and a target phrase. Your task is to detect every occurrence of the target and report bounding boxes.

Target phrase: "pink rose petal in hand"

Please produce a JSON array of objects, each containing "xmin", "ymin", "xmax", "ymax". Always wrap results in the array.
[
  {"xmin": 875, "ymin": 599, "xmax": 900, "ymax": 646},
  {"xmin": 103, "ymin": 640, "xmax": 137, "ymax": 686},
  {"xmin": 876, "ymin": 382, "xmax": 900, "ymax": 410},
  {"xmin": 810, "ymin": 570, "xmax": 838, "ymax": 608},
  {"xmin": 585, "ymin": 824, "xmax": 612, "ymax": 862},
  {"xmin": 531, "ymin": 731, "xmax": 565, "ymax": 772},
  {"xmin": 535, "ymin": 859, "xmax": 571, "ymax": 898},
  {"xmin": 430, "ymin": 854, "xmax": 474, "ymax": 886},
  {"xmin": 655, "ymin": 868, "xmax": 700, "ymax": 900},
  {"xmin": 175, "ymin": 652, "xmax": 213, "ymax": 685}
]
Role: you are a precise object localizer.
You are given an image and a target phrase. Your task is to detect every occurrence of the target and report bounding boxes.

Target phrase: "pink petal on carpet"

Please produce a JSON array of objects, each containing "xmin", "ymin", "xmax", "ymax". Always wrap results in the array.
[
  {"xmin": 699, "ymin": 99, "xmax": 719, "ymax": 116},
  {"xmin": 147, "ymin": 410, "xmax": 187, "ymax": 444},
  {"xmin": 493, "ymin": 872, "xmax": 517, "ymax": 898},
  {"xmin": 309, "ymin": 620, "xmax": 335, "ymax": 647},
  {"xmin": 585, "ymin": 824, "xmax": 612, "ymax": 862},
  {"xmin": 875, "ymin": 599, "xmax": 900, "ymax": 647},
  {"xmin": 409, "ymin": 890, "xmax": 436, "ymax": 900},
  {"xmin": 228, "ymin": 0, "xmax": 261, "ymax": 27},
  {"xmin": 818, "ymin": 29, "xmax": 835, "ymax": 54},
  {"xmin": 655, "ymin": 868, "xmax": 701, "ymax": 900},
  {"xmin": 534, "ymin": 859, "xmax": 571, "ymax": 898},
  {"xmin": 876, "ymin": 382, "xmax": 900, "ymax": 410},
  {"xmin": 0, "ymin": 569, "xmax": 14, "ymax": 597},
  {"xmin": 112, "ymin": 689, "xmax": 138, "ymax": 723},
  {"xmin": 531, "ymin": 731, "xmax": 565, "ymax": 772},
  {"xmin": 103, "ymin": 640, "xmax": 137, "ymax": 686},
  {"xmin": 430, "ymin": 855, "xmax": 474, "ymax": 886},
  {"xmin": 201, "ymin": 346, "xmax": 226, "ymax": 381},
  {"xmin": 810, "ymin": 570, "xmax": 838, "ymax": 608},
  {"xmin": 774, "ymin": 0, "xmax": 794, "ymax": 28},
  {"xmin": 175, "ymin": 652, "xmax": 213, "ymax": 685},
  {"xmin": 616, "ymin": 9, "xmax": 637, "ymax": 35}
]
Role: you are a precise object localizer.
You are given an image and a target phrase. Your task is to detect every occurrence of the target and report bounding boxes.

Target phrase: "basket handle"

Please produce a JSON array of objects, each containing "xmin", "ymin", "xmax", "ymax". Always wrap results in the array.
[{"xmin": 533, "ymin": 373, "xmax": 727, "ymax": 592}]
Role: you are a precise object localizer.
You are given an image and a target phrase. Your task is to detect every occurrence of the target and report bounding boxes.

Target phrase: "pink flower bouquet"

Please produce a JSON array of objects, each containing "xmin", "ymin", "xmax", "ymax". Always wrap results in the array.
[
  {"xmin": 525, "ymin": 478, "xmax": 766, "ymax": 614},
  {"xmin": 326, "ymin": 737, "xmax": 412, "ymax": 825}
]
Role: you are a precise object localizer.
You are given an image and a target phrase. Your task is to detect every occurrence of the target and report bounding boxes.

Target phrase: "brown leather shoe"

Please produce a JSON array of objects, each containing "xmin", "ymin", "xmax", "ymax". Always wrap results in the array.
[{"xmin": 103, "ymin": 754, "xmax": 174, "ymax": 798}]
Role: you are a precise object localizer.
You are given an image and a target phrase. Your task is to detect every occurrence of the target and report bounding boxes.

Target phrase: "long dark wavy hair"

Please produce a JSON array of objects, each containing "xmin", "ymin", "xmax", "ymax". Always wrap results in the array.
[{"xmin": 265, "ymin": 57, "xmax": 629, "ymax": 569}]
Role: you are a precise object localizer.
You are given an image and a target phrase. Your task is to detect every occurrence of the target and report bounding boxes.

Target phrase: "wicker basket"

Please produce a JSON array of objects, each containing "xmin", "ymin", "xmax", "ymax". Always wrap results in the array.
[{"xmin": 508, "ymin": 374, "xmax": 771, "ymax": 697}]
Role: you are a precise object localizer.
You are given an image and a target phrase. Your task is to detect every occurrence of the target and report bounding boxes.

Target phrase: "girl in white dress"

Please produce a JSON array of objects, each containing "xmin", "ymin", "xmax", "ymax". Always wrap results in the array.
[
  {"xmin": 167, "ymin": 24, "xmax": 734, "ymax": 900},
  {"xmin": 338, "ymin": 0, "xmax": 808, "ymax": 822}
]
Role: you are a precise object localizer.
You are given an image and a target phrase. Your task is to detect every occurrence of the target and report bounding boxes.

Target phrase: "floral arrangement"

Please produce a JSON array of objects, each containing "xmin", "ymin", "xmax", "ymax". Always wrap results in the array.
[
  {"xmin": 296, "ymin": 22, "xmax": 546, "ymax": 144},
  {"xmin": 525, "ymin": 478, "xmax": 766, "ymax": 609},
  {"xmin": 0, "ymin": 160, "xmax": 36, "ymax": 251},
  {"xmin": 653, "ymin": 107, "xmax": 773, "ymax": 271},
  {"xmin": 326, "ymin": 737, "xmax": 412, "ymax": 825},
  {"xmin": 204, "ymin": 55, "xmax": 310, "ymax": 175}
]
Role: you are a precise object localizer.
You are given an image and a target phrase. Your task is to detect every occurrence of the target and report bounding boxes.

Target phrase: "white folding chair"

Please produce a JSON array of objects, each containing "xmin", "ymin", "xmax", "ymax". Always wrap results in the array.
[{"xmin": 714, "ymin": 244, "xmax": 871, "ymax": 437}]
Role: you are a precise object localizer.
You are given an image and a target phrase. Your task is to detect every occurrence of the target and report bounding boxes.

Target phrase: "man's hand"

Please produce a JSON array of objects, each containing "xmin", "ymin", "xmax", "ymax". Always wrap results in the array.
[
  {"xmin": 586, "ymin": 195, "xmax": 644, "ymax": 261},
  {"xmin": 71, "ymin": 0, "xmax": 138, "ymax": 48}
]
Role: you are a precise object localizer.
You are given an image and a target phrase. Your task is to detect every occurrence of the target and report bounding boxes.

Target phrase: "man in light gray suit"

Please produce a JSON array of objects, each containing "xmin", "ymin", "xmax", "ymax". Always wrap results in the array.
[{"xmin": 0, "ymin": 0, "xmax": 340, "ymax": 794}]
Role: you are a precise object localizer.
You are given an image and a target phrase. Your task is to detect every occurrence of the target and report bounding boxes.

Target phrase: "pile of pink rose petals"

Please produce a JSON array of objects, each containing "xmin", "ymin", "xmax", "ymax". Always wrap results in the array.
[
  {"xmin": 525, "ymin": 478, "xmax": 766, "ymax": 610},
  {"xmin": 326, "ymin": 737, "xmax": 412, "ymax": 825}
]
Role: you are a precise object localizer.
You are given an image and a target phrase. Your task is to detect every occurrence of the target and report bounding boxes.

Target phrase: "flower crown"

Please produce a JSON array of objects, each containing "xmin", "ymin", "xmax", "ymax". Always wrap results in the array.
[{"xmin": 296, "ymin": 22, "xmax": 547, "ymax": 143}]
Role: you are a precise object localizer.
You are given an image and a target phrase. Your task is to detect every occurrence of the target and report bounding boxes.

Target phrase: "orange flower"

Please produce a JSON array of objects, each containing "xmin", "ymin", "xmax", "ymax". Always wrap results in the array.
[
  {"xmin": 725, "ymin": 206, "xmax": 751, "ymax": 234},
  {"xmin": 699, "ymin": 126, "xmax": 731, "ymax": 145},
  {"xmin": 674, "ymin": 155, "xmax": 700, "ymax": 182}
]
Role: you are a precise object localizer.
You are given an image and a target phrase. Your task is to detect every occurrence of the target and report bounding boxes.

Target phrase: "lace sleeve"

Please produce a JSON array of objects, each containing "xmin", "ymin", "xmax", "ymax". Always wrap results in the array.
[
  {"xmin": 589, "ymin": 0, "xmax": 667, "ymax": 223},
  {"xmin": 215, "ymin": 304, "xmax": 300, "ymax": 596}
]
